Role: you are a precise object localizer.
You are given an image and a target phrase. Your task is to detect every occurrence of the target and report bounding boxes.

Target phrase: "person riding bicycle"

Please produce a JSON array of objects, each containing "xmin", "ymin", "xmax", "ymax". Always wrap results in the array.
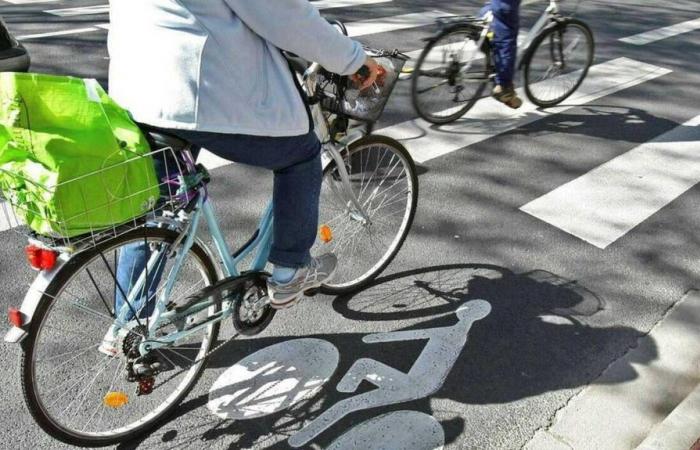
[
  {"xmin": 106, "ymin": 0, "xmax": 383, "ymax": 326},
  {"xmin": 481, "ymin": 0, "xmax": 523, "ymax": 109}
]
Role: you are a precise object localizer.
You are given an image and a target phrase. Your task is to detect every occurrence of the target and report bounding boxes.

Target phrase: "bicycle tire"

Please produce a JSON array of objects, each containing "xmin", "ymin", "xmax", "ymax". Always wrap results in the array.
[
  {"xmin": 523, "ymin": 18, "xmax": 594, "ymax": 108},
  {"xmin": 20, "ymin": 228, "xmax": 219, "ymax": 447},
  {"xmin": 411, "ymin": 25, "xmax": 491, "ymax": 124},
  {"xmin": 317, "ymin": 134, "xmax": 418, "ymax": 295}
]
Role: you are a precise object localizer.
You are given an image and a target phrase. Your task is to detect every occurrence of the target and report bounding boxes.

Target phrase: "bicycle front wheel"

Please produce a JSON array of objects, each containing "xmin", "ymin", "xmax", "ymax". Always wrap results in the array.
[
  {"xmin": 523, "ymin": 19, "xmax": 594, "ymax": 107},
  {"xmin": 20, "ymin": 228, "xmax": 219, "ymax": 447},
  {"xmin": 316, "ymin": 135, "xmax": 418, "ymax": 295},
  {"xmin": 411, "ymin": 26, "xmax": 491, "ymax": 124}
]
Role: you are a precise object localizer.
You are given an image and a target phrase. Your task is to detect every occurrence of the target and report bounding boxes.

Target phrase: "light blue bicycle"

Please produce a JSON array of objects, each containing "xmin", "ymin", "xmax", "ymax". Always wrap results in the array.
[{"xmin": 6, "ymin": 49, "xmax": 418, "ymax": 446}]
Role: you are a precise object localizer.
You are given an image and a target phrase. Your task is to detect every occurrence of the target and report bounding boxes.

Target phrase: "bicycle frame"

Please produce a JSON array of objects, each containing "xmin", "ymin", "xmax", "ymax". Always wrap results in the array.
[
  {"xmin": 11, "ymin": 61, "xmax": 375, "ymax": 350},
  {"xmin": 459, "ymin": 0, "xmax": 561, "ymax": 76},
  {"xmin": 518, "ymin": 0, "xmax": 561, "ymax": 58}
]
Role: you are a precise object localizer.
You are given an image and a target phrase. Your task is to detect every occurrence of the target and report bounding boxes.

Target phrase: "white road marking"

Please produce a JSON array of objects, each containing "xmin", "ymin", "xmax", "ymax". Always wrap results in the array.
[
  {"xmin": 207, "ymin": 339, "xmax": 339, "ymax": 420},
  {"xmin": 21, "ymin": 10, "xmax": 445, "ymax": 41},
  {"xmin": 327, "ymin": 411, "xmax": 445, "ymax": 450},
  {"xmin": 382, "ymin": 57, "xmax": 672, "ymax": 164},
  {"xmin": 524, "ymin": 290, "xmax": 700, "ymax": 450},
  {"xmin": 346, "ymin": 10, "xmax": 452, "ymax": 37},
  {"xmin": 313, "ymin": 0, "xmax": 392, "ymax": 9},
  {"xmin": 43, "ymin": 0, "xmax": 391, "ymax": 16},
  {"xmin": 521, "ymin": 114, "xmax": 700, "ymax": 249},
  {"xmin": 197, "ymin": 151, "xmax": 232, "ymax": 170},
  {"xmin": 4, "ymin": 0, "xmax": 59, "ymax": 3},
  {"xmin": 44, "ymin": 5, "xmax": 109, "ymax": 16},
  {"xmin": 288, "ymin": 300, "xmax": 491, "ymax": 447},
  {"xmin": 636, "ymin": 383, "xmax": 700, "ymax": 450},
  {"xmin": 620, "ymin": 17, "xmax": 700, "ymax": 45},
  {"xmin": 16, "ymin": 27, "xmax": 99, "ymax": 40}
]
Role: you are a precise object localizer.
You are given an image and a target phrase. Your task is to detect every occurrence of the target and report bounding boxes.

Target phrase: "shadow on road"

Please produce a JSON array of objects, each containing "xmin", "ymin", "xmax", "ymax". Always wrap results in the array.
[{"xmin": 118, "ymin": 263, "xmax": 656, "ymax": 449}]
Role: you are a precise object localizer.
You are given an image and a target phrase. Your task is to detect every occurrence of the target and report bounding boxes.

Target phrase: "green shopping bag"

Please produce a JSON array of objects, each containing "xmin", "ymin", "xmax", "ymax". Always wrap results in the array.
[{"xmin": 0, "ymin": 72, "xmax": 160, "ymax": 238}]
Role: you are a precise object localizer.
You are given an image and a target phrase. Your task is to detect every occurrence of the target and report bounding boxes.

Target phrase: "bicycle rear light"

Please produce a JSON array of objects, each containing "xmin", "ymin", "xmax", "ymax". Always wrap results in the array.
[
  {"xmin": 25, "ymin": 244, "xmax": 57, "ymax": 271},
  {"xmin": 8, "ymin": 307, "xmax": 22, "ymax": 328}
]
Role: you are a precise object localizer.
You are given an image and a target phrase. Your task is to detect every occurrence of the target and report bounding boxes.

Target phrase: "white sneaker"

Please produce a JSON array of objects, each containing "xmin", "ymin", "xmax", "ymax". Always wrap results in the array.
[
  {"xmin": 266, "ymin": 254, "xmax": 337, "ymax": 309},
  {"xmin": 98, "ymin": 327, "xmax": 129, "ymax": 357}
]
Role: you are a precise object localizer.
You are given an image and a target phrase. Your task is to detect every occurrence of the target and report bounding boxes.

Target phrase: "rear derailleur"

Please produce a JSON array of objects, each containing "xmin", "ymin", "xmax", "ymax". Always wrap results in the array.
[{"xmin": 122, "ymin": 325, "xmax": 170, "ymax": 396}]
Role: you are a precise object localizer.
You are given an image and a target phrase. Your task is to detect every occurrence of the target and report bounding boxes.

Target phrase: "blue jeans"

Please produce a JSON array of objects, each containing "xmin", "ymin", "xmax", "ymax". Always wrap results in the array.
[
  {"xmin": 115, "ymin": 130, "xmax": 322, "ymax": 319},
  {"xmin": 481, "ymin": 0, "xmax": 521, "ymax": 87}
]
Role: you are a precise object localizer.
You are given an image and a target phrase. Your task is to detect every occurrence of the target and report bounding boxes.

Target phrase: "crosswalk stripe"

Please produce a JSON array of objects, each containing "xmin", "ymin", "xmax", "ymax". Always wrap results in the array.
[
  {"xmin": 520, "ymin": 114, "xmax": 700, "ymax": 249},
  {"xmin": 42, "ymin": 0, "xmax": 391, "ymax": 17},
  {"xmin": 313, "ymin": 0, "xmax": 392, "ymax": 9},
  {"xmin": 346, "ymin": 10, "xmax": 451, "ymax": 37},
  {"xmin": 4, "ymin": 0, "xmax": 59, "ymax": 3},
  {"xmin": 44, "ymin": 5, "xmax": 108, "ymax": 16},
  {"xmin": 381, "ymin": 57, "xmax": 672, "ymax": 164},
  {"xmin": 16, "ymin": 27, "xmax": 99, "ymax": 40},
  {"xmin": 620, "ymin": 17, "xmax": 700, "ymax": 45},
  {"xmin": 27, "ymin": 8, "xmax": 443, "ymax": 40}
]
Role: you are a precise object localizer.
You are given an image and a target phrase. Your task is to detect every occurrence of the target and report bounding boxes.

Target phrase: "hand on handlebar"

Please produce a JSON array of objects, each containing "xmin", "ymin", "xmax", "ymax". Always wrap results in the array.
[{"xmin": 353, "ymin": 56, "xmax": 386, "ymax": 92}]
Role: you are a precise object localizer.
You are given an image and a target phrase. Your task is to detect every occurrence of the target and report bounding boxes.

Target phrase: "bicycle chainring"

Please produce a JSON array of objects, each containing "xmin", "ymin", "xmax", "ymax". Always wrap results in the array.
[{"xmin": 229, "ymin": 272, "xmax": 276, "ymax": 336}]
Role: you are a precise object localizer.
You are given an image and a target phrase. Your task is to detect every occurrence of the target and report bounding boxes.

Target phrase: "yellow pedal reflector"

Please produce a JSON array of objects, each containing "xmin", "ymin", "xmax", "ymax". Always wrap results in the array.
[
  {"xmin": 103, "ymin": 391, "xmax": 129, "ymax": 409},
  {"xmin": 319, "ymin": 224, "xmax": 333, "ymax": 243}
]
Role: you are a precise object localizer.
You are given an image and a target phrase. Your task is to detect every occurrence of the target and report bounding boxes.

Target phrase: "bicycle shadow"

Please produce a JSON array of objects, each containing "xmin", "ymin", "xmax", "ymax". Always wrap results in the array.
[
  {"xmin": 509, "ymin": 104, "xmax": 682, "ymax": 143},
  {"xmin": 118, "ymin": 264, "xmax": 656, "ymax": 449}
]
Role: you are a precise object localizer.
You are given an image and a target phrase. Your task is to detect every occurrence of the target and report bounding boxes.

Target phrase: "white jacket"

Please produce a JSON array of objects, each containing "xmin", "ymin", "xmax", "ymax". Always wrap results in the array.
[{"xmin": 107, "ymin": 0, "xmax": 366, "ymax": 137}]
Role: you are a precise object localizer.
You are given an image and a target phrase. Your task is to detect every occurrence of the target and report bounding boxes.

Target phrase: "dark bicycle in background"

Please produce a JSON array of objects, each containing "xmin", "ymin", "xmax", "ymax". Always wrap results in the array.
[{"xmin": 411, "ymin": 0, "xmax": 594, "ymax": 124}]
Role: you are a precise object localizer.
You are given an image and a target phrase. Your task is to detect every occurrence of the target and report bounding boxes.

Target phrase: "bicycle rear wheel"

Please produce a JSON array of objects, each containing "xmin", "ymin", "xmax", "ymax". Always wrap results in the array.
[
  {"xmin": 411, "ymin": 26, "xmax": 491, "ymax": 124},
  {"xmin": 20, "ymin": 228, "xmax": 219, "ymax": 447},
  {"xmin": 316, "ymin": 135, "xmax": 418, "ymax": 295},
  {"xmin": 523, "ymin": 19, "xmax": 594, "ymax": 107}
]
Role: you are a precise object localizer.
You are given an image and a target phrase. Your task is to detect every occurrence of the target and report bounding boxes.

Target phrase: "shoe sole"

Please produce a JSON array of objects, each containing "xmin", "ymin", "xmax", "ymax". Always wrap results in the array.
[{"xmin": 98, "ymin": 342, "xmax": 118, "ymax": 357}]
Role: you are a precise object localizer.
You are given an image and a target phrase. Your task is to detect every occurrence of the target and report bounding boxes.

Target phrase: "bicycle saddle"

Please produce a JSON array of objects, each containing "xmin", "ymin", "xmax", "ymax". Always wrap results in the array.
[{"xmin": 138, "ymin": 123, "xmax": 190, "ymax": 153}]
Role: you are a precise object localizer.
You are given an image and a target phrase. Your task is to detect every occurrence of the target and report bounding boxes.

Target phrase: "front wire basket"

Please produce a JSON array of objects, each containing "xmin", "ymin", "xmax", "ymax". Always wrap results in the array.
[
  {"xmin": 319, "ymin": 48, "xmax": 408, "ymax": 123},
  {"xmin": 0, "ymin": 146, "xmax": 198, "ymax": 252}
]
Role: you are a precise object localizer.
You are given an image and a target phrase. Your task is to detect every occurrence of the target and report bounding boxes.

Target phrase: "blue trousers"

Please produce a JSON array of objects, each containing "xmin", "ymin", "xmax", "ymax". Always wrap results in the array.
[
  {"xmin": 115, "ymin": 129, "xmax": 322, "ymax": 318},
  {"xmin": 482, "ymin": 0, "xmax": 521, "ymax": 87}
]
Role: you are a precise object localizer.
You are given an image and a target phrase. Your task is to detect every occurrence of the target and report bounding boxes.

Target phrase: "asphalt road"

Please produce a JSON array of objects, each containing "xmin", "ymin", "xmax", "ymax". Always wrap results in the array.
[{"xmin": 0, "ymin": 0, "xmax": 699, "ymax": 449}]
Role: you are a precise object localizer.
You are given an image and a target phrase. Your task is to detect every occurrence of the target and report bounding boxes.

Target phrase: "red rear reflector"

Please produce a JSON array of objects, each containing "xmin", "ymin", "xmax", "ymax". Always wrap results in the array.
[
  {"xmin": 25, "ymin": 245, "xmax": 57, "ymax": 271},
  {"xmin": 8, "ymin": 307, "xmax": 22, "ymax": 328}
]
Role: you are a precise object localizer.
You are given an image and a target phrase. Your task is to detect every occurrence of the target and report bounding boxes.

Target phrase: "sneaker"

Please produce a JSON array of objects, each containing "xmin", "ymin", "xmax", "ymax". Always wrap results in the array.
[
  {"xmin": 492, "ymin": 84, "xmax": 523, "ymax": 109},
  {"xmin": 267, "ymin": 254, "xmax": 337, "ymax": 309}
]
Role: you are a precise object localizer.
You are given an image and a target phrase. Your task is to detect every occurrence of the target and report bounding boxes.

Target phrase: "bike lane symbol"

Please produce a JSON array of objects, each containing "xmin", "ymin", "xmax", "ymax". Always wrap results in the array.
[
  {"xmin": 288, "ymin": 299, "xmax": 491, "ymax": 447},
  {"xmin": 207, "ymin": 299, "xmax": 492, "ymax": 447}
]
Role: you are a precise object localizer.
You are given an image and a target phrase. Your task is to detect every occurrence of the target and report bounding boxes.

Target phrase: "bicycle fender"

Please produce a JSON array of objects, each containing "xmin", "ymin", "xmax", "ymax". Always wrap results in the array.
[
  {"xmin": 3, "ymin": 255, "xmax": 68, "ymax": 344},
  {"xmin": 518, "ymin": 17, "xmax": 572, "ymax": 70}
]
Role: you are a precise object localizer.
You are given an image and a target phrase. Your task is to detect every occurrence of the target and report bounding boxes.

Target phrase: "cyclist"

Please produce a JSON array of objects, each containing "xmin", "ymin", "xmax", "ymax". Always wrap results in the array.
[
  {"xmin": 105, "ymin": 0, "xmax": 383, "ymax": 339},
  {"xmin": 481, "ymin": 0, "xmax": 523, "ymax": 109}
]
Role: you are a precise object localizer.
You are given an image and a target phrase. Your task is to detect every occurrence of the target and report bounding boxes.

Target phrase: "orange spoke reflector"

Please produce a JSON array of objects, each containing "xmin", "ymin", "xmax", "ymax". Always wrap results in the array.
[
  {"xmin": 103, "ymin": 391, "xmax": 129, "ymax": 409},
  {"xmin": 319, "ymin": 224, "xmax": 333, "ymax": 243}
]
